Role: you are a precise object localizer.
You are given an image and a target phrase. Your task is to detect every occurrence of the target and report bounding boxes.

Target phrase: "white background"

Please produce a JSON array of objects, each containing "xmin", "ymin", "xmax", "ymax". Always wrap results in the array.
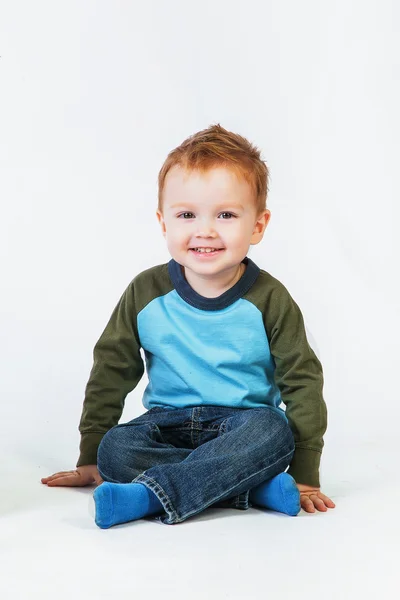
[{"xmin": 0, "ymin": 1, "xmax": 399, "ymax": 599}]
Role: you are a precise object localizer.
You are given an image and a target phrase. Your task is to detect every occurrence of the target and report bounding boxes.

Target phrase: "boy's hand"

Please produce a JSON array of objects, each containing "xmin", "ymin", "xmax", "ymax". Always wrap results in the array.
[
  {"xmin": 296, "ymin": 483, "xmax": 336, "ymax": 513},
  {"xmin": 41, "ymin": 465, "xmax": 103, "ymax": 487}
]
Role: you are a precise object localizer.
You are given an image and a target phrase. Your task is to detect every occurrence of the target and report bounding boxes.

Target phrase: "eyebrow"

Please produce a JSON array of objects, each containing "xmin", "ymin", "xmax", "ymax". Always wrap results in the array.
[{"xmin": 169, "ymin": 203, "xmax": 245, "ymax": 210}]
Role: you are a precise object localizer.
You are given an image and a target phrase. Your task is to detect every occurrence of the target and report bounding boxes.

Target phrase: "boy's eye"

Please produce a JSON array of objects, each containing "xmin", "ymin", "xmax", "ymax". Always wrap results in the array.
[{"xmin": 177, "ymin": 212, "xmax": 235, "ymax": 219}]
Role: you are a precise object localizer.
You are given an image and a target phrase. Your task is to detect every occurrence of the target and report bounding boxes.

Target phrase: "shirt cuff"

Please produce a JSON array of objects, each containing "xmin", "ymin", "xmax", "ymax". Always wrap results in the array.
[
  {"xmin": 76, "ymin": 432, "xmax": 105, "ymax": 467},
  {"xmin": 286, "ymin": 447, "xmax": 322, "ymax": 488}
]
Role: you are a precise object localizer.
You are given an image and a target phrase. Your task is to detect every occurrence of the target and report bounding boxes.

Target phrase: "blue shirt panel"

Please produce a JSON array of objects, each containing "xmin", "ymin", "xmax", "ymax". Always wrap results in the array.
[{"xmin": 137, "ymin": 289, "xmax": 286, "ymax": 419}]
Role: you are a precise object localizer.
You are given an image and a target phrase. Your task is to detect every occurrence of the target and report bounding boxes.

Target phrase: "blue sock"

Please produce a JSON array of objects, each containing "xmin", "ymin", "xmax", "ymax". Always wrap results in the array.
[
  {"xmin": 93, "ymin": 482, "xmax": 164, "ymax": 529},
  {"xmin": 249, "ymin": 472, "xmax": 301, "ymax": 516}
]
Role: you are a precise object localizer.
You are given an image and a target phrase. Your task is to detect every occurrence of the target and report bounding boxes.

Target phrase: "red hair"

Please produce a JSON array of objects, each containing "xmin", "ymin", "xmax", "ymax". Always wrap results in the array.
[{"xmin": 158, "ymin": 124, "xmax": 269, "ymax": 215}]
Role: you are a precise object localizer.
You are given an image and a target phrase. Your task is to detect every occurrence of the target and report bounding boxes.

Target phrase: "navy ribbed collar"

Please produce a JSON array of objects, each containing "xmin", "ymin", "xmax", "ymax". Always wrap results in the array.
[{"xmin": 167, "ymin": 256, "xmax": 260, "ymax": 311}]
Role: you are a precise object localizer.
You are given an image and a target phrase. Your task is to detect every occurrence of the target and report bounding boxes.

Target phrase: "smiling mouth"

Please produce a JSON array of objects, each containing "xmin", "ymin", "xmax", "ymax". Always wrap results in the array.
[{"xmin": 189, "ymin": 248, "xmax": 225, "ymax": 254}]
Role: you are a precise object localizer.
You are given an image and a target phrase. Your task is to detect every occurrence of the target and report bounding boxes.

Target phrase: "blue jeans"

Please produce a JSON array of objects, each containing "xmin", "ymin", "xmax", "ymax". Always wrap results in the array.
[{"xmin": 97, "ymin": 405, "xmax": 295, "ymax": 524}]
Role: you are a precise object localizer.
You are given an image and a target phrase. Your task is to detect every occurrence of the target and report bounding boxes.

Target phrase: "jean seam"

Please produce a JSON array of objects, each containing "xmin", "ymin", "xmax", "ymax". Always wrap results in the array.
[
  {"xmin": 131, "ymin": 473, "xmax": 179, "ymax": 523},
  {"xmin": 191, "ymin": 407, "xmax": 200, "ymax": 448},
  {"xmin": 217, "ymin": 417, "xmax": 243, "ymax": 508}
]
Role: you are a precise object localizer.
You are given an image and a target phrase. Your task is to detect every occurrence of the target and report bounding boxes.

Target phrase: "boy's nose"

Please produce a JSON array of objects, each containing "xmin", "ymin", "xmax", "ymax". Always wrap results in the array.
[{"xmin": 194, "ymin": 218, "xmax": 217, "ymax": 237}]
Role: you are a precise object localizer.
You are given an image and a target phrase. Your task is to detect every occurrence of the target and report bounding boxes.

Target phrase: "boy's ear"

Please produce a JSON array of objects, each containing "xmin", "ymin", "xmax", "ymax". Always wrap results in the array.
[
  {"xmin": 251, "ymin": 210, "xmax": 271, "ymax": 245},
  {"xmin": 156, "ymin": 210, "xmax": 167, "ymax": 237}
]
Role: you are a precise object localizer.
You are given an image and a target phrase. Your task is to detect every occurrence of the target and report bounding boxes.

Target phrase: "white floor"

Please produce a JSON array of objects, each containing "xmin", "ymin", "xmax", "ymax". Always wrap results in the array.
[{"xmin": 1, "ymin": 441, "xmax": 399, "ymax": 600}]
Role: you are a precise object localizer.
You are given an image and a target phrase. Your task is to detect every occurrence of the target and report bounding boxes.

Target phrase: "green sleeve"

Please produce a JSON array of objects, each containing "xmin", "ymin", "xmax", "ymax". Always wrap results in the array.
[
  {"xmin": 264, "ymin": 282, "xmax": 327, "ymax": 487},
  {"xmin": 76, "ymin": 282, "xmax": 144, "ymax": 467}
]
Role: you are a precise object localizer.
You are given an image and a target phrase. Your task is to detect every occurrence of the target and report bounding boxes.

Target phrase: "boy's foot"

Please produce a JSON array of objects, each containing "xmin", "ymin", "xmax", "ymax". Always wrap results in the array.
[
  {"xmin": 249, "ymin": 472, "xmax": 301, "ymax": 516},
  {"xmin": 92, "ymin": 482, "xmax": 164, "ymax": 528}
]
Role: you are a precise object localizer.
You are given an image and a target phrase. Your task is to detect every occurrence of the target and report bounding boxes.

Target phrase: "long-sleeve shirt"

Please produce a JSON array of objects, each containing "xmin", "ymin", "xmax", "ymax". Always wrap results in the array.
[{"xmin": 77, "ymin": 256, "xmax": 327, "ymax": 487}]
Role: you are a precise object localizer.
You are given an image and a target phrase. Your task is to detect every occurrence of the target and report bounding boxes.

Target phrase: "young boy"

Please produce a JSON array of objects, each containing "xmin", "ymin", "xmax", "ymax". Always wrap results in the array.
[{"xmin": 42, "ymin": 124, "xmax": 335, "ymax": 527}]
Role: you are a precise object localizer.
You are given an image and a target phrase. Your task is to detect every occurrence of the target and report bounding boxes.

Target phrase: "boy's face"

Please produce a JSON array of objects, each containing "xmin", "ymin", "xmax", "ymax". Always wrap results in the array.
[{"xmin": 156, "ymin": 166, "xmax": 270, "ymax": 280}]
